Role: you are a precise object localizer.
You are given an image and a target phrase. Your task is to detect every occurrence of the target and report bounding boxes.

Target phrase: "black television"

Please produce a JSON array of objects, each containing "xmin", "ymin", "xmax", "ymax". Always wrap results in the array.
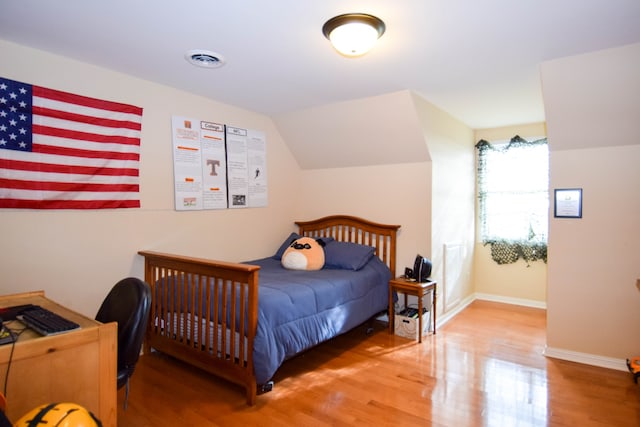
[{"xmin": 413, "ymin": 254, "xmax": 432, "ymax": 283}]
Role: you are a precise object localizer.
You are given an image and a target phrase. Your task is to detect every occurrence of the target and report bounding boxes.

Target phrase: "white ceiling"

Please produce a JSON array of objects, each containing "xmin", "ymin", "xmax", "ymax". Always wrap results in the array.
[{"xmin": 1, "ymin": 0, "xmax": 639, "ymax": 129}]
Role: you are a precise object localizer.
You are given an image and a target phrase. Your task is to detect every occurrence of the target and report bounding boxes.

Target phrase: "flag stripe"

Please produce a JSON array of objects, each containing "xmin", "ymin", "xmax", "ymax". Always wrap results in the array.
[
  {"xmin": 0, "ymin": 199, "xmax": 140, "ymax": 209},
  {"xmin": 34, "ymin": 133, "xmax": 140, "ymax": 155},
  {"xmin": 0, "ymin": 178, "xmax": 139, "ymax": 192},
  {"xmin": 0, "ymin": 76, "xmax": 142, "ymax": 209},
  {"xmin": 33, "ymin": 95, "xmax": 142, "ymax": 126},
  {"xmin": 33, "ymin": 140, "xmax": 140, "ymax": 161},
  {"xmin": 1, "ymin": 159, "xmax": 139, "ymax": 177},
  {"xmin": 1, "ymin": 188, "xmax": 137, "ymax": 201},
  {"xmin": 34, "ymin": 108, "xmax": 141, "ymax": 138},
  {"xmin": 34, "ymin": 106, "xmax": 141, "ymax": 131},
  {"xmin": 1, "ymin": 148, "xmax": 139, "ymax": 170},
  {"xmin": 33, "ymin": 124, "xmax": 140, "ymax": 145},
  {"xmin": 1, "ymin": 167, "xmax": 139, "ymax": 185},
  {"xmin": 33, "ymin": 85, "xmax": 143, "ymax": 116}
]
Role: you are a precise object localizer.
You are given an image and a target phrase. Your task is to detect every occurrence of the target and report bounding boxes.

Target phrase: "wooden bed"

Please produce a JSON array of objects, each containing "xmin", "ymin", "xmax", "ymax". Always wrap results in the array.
[{"xmin": 138, "ymin": 215, "xmax": 400, "ymax": 405}]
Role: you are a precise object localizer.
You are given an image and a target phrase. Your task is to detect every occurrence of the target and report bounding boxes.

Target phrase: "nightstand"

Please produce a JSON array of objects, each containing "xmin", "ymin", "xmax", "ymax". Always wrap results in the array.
[{"xmin": 388, "ymin": 277, "xmax": 437, "ymax": 342}]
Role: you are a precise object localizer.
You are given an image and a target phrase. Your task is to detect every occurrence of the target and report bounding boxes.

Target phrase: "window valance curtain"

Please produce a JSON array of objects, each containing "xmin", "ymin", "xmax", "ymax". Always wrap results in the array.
[{"xmin": 476, "ymin": 135, "xmax": 548, "ymax": 265}]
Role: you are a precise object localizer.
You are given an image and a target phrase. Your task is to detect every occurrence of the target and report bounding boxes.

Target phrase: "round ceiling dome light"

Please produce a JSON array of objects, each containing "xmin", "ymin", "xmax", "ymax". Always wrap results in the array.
[
  {"xmin": 184, "ymin": 49, "xmax": 226, "ymax": 68},
  {"xmin": 322, "ymin": 13, "xmax": 386, "ymax": 57}
]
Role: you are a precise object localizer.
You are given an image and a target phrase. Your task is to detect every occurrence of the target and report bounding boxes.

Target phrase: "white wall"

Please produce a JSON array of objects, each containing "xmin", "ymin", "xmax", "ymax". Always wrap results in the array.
[
  {"xmin": 0, "ymin": 40, "xmax": 301, "ymax": 315},
  {"xmin": 542, "ymin": 43, "xmax": 640, "ymax": 367}
]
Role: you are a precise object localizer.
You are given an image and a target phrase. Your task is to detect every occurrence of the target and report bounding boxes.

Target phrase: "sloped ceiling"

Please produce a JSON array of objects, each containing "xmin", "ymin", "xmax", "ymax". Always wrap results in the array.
[{"xmin": 273, "ymin": 91, "xmax": 430, "ymax": 169}]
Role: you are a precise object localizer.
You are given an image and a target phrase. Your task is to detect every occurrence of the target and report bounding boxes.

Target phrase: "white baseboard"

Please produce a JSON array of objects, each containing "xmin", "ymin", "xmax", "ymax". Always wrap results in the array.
[
  {"xmin": 474, "ymin": 292, "xmax": 547, "ymax": 309},
  {"xmin": 437, "ymin": 293, "xmax": 544, "ymax": 328},
  {"xmin": 401, "ymin": 292, "xmax": 628, "ymax": 372},
  {"xmin": 543, "ymin": 346, "xmax": 628, "ymax": 372},
  {"xmin": 469, "ymin": 294, "xmax": 626, "ymax": 372},
  {"xmin": 437, "ymin": 294, "xmax": 475, "ymax": 328}
]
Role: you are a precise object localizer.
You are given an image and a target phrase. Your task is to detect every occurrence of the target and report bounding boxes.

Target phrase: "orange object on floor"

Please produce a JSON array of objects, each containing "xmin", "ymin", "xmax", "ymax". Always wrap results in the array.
[{"xmin": 626, "ymin": 357, "xmax": 640, "ymax": 383}]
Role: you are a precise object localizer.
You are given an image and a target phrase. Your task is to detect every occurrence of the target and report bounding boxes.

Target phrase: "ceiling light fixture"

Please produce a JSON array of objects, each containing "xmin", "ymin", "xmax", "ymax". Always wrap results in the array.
[
  {"xmin": 322, "ymin": 13, "xmax": 386, "ymax": 57},
  {"xmin": 184, "ymin": 49, "xmax": 226, "ymax": 68}
]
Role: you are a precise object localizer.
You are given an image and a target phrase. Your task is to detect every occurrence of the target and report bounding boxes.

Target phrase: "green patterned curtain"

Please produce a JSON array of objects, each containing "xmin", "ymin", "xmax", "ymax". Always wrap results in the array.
[{"xmin": 476, "ymin": 135, "xmax": 549, "ymax": 265}]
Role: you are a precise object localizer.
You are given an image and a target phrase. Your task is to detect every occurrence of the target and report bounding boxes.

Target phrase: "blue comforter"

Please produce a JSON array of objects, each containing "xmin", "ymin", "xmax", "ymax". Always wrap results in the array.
[{"xmin": 248, "ymin": 256, "xmax": 391, "ymax": 384}]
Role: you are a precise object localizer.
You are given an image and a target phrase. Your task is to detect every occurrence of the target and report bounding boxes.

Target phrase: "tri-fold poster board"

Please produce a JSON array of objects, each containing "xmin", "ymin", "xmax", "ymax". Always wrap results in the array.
[{"xmin": 171, "ymin": 116, "xmax": 267, "ymax": 211}]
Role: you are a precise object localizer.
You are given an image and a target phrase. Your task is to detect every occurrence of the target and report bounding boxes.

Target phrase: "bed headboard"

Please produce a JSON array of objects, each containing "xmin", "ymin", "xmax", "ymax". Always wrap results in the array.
[{"xmin": 295, "ymin": 215, "xmax": 401, "ymax": 278}]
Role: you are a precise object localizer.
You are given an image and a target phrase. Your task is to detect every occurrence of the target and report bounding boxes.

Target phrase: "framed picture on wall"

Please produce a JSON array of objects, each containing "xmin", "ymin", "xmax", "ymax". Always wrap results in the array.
[{"xmin": 554, "ymin": 188, "xmax": 583, "ymax": 218}]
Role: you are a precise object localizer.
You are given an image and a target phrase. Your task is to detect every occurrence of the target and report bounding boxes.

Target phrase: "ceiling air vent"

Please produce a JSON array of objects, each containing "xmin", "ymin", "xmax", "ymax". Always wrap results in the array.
[{"xmin": 185, "ymin": 49, "xmax": 226, "ymax": 68}]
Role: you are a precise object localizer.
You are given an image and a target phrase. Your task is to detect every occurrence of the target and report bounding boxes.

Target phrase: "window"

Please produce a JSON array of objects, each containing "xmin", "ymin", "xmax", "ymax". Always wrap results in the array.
[{"xmin": 476, "ymin": 135, "xmax": 548, "ymax": 265}]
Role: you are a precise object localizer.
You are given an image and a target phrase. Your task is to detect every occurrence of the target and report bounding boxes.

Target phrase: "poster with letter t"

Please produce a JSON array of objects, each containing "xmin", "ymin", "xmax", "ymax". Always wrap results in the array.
[{"xmin": 171, "ymin": 116, "xmax": 227, "ymax": 210}]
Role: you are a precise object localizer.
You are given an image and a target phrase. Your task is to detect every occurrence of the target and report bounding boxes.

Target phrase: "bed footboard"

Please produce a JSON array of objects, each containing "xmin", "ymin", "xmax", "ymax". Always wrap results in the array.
[{"xmin": 138, "ymin": 250, "xmax": 260, "ymax": 405}]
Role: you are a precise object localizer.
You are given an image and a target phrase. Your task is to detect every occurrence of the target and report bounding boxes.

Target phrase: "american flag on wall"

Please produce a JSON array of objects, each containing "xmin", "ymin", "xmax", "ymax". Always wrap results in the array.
[{"xmin": 0, "ymin": 76, "xmax": 143, "ymax": 209}]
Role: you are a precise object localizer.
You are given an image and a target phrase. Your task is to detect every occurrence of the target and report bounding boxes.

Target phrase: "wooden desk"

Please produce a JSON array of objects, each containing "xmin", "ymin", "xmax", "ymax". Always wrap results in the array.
[
  {"xmin": 388, "ymin": 277, "xmax": 437, "ymax": 343},
  {"xmin": 0, "ymin": 291, "xmax": 116, "ymax": 427}
]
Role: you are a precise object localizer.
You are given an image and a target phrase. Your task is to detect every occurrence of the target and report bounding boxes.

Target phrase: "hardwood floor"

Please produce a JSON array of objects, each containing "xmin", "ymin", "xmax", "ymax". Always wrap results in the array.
[{"xmin": 117, "ymin": 300, "xmax": 640, "ymax": 426}]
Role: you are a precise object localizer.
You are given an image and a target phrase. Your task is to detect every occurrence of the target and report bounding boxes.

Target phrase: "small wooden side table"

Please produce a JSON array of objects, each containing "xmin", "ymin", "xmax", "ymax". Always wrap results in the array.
[{"xmin": 388, "ymin": 277, "xmax": 437, "ymax": 343}]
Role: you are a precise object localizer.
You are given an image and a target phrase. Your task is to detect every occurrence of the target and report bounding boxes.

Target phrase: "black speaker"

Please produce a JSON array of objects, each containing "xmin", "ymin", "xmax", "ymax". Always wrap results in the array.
[{"xmin": 413, "ymin": 255, "xmax": 432, "ymax": 282}]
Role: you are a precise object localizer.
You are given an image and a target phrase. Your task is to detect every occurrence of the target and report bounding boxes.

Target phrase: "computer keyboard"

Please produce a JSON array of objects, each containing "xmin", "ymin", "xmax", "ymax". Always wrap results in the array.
[
  {"xmin": 0, "ymin": 303, "xmax": 35, "ymax": 321},
  {"xmin": 17, "ymin": 305, "xmax": 80, "ymax": 336}
]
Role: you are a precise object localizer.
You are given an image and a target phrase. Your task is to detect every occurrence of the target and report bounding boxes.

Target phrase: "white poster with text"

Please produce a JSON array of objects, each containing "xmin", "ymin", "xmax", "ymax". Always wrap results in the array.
[
  {"xmin": 171, "ymin": 116, "xmax": 227, "ymax": 210},
  {"xmin": 172, "ymin": 117, "xmax": 267, "ymax": 210},
  {"xmin": 226, "ymin": 126, "xmax": 267, "ymax": 208}
]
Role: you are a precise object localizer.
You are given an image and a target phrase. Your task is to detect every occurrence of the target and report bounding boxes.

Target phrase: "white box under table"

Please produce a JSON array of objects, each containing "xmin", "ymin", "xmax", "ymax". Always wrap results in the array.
[{"xmin": 394, "ymin": 309, "xmax": 430, "ymax": 340}]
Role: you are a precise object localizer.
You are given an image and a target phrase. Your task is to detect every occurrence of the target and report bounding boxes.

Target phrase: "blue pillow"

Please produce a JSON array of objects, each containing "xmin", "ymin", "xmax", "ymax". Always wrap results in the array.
[
  {"xmin": 273, "ymin": 232, "xmax": 300, "ymax": 260},
  {"xmin": 323, "ymin": 241, "xmax": 376, "ymax": 271}
]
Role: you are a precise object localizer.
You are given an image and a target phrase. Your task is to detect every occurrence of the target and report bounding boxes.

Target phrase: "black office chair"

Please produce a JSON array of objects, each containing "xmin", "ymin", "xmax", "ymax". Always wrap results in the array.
[{"xmin": 95, "ymin": 277, "xmax": 151, "ymax": 410}]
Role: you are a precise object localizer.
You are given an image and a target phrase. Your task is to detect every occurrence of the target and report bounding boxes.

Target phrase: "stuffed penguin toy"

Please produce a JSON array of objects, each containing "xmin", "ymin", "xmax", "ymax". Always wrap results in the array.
[{"xmin": 281, "ymin": 237, "xmax": 326, "ymax": 271}]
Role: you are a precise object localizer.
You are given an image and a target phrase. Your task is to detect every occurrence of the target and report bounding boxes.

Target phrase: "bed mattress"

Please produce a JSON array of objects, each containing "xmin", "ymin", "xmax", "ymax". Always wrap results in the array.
[{"xmin": 249, "ymin": 256, "xmax": 390, "ymax": 384}]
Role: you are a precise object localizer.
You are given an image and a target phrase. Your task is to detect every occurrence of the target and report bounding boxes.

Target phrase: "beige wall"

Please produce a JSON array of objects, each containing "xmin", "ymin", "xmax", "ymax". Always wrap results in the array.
[
  {"xmin": 289, "ymin": 92, "xmax": 433, "ymax": 277},
  {"xmin": 473, "ymin": 123, "xmax": 548, "ymax": 306},
  {"xmin": 542, "ymin": 43, "xmax": 640, "ymax": 368},
  {"xmin": 295, "ymin": 92, "xmax": 476, "ymax": 320},
  {"xmin": 0, "ymin": 40, "xmax": 301, "ymax": 315},
  {"xmin": 269, "ymin": 91, "xmax": 430, "ymax": 278},
  {"xmin": 296, "ymin": 162, "xmax": 430, "ymax": 276},
  {"xmin": 411, "ymin": 94, "xmax": 475, "ymax": 314}
]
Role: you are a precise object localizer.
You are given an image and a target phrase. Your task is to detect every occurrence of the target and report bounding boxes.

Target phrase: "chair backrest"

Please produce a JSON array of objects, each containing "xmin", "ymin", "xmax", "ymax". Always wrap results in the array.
[{"xmin": 95, "ymin": 277, "xmax": 151, "ymax": 378}]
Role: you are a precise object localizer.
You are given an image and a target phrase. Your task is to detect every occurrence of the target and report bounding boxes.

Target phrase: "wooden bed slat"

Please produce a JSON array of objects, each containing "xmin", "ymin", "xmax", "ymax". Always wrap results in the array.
[
  {"xmin": 138, "ymin": 215, "xmax": 399, "ymax": 406},
  {"xmin": 139, "ymin": 250, "xmax": 260, "ymax": 404},
  {"xmin": 296, "ymin": 215, "xmax": 400, "ymax": 277}
]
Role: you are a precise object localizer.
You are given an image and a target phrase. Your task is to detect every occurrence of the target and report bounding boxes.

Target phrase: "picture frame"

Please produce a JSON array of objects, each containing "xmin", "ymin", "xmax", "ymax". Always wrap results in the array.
[{"xmin": 554, "ymin": 188, "xmax": 583, "ymax": 218}]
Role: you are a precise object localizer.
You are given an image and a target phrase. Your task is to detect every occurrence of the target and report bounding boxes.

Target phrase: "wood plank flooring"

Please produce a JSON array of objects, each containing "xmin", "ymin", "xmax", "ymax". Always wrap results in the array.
[{"xmin": 117, "ymin": 300, "xmax": 640, "ymax": 426}]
